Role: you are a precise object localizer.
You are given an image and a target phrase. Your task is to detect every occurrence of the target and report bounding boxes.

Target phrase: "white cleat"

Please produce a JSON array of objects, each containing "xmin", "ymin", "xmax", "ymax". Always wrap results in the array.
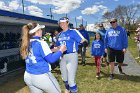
[{"xmin": 65, "ymin": 89, "xmax": 70, "ymax": 93}]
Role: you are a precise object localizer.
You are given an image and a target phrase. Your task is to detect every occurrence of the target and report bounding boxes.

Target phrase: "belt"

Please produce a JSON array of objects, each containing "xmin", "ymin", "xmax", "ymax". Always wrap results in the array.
[{"xmin": 63, "ymin": 52, "xmax": 77, "ymax": 54}]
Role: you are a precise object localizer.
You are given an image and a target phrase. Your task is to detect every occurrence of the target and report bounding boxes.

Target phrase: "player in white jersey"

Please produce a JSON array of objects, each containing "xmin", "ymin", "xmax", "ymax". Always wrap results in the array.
[
  {"xmin": 20, "ymin": 22, "xmax": 66, "ymax": 93},
  {"xmin": 56, "ymin": 17, "xmax": 87, "ymax": 93}
]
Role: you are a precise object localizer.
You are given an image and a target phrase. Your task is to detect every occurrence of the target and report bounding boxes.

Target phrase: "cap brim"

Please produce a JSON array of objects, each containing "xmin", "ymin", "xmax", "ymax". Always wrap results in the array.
[
  {"xmin": 59, "ymin": 20, "xmax": 67, "ymax": 23},
  {"xmin": 29, "ymin": 24, "xmax": 45, "ymax": 34}
]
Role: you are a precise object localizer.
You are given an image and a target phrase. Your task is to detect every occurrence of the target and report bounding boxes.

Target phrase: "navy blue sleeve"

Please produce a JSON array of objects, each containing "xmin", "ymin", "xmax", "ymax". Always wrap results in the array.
[
  {"xmin": 85, "ymin": 31, "xmax": 90, "ymax": 45},
  {"xmin": 44, "ymin": 51, "xmax": 62, "ymax": 63},
  {"xmin": 91, "ymin": 41, "xmax": 94, "ymax": 56}
]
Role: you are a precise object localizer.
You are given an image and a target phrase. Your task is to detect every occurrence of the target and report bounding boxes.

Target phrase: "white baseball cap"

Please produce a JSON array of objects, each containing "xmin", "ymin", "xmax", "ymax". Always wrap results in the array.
[{"xmin": 29, "ymin": 24, "xmax": 45, "ymax": 34}]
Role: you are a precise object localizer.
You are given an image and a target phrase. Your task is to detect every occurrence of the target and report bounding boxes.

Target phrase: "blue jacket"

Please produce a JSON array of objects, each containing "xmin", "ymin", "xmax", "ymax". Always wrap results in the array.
[
  {"xmin": 104, "ymin": 25, "xmax": 128, "ymax": 50},
  {"xmin": 91, "ymin": 40, "xmax": 104, "ymax": 56},
  {"xmin": 79, "ymin": 29, "xmax": 90, "ymax": 45},
  {"xmin": 96, "ymin": 29, "xmax": 106, "ymax": 41}
]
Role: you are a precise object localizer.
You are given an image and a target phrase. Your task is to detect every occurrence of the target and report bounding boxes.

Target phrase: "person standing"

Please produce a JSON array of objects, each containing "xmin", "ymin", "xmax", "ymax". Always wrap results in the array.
[
  {"xmin": 20, "ymin": 22, "xmax": 66, "ymax": 93},
  {"xmin": 91, "ymin": 33, "xmax": 104, "ymax": 79},
  {"xmin": 104, "ymin": 18, "xmax": 128, "ymax": 80},
  {"xmin": 78, "ymin": 24, "xmax": 90, "ymax": 66},
  {"xmin": 56, "ymin": 17, "xmax": 87, "ymax": 93},
  {"xmin": 96, "ymin": 23, "xmax": 108, "ymax": 65}
]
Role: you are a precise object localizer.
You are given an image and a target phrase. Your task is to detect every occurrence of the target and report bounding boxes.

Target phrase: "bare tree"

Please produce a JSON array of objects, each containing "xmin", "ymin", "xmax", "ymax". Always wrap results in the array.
[
  {"xmin": 102, "ymin": 4, "xmax": 140, "ymax": 26},
  {"xmin": 102, "ymin": 11, "xmax": 113, "ymax": 20}
]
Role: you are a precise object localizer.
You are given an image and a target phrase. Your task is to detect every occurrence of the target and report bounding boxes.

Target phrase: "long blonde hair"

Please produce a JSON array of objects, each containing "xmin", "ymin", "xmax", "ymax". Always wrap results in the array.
[{"xmin": 20, "ymin": 23, "xmax": 37, "ymax": 59}]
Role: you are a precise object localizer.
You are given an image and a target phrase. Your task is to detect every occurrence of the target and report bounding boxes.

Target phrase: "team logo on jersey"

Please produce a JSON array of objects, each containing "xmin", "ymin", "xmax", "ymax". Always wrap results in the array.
[
  {"xmin": 94, "ymin": 44, "xmax": 101, "ymax": 48},
  {"xmin": 108, "ymin": 30, "xmax": 120, "ymax": 37},
  {"xmin": 58, "ymin": 36, "xmax": 70, "ymax": 41}
]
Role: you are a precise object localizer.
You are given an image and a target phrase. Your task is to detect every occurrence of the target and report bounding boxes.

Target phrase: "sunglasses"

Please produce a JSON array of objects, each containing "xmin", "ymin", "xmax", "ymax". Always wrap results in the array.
[{"xmin": 110, "ymin": 21, "xmax": 116, "ymax": 24}]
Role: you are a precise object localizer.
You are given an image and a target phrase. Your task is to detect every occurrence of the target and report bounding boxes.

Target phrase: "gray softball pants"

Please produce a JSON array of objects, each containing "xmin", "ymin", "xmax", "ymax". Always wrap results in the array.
[
  {"xmin": 24, "ymin": 71, "xmax": 61, "ymax": 93},
  {"xmin": 60, "ymin": 52, "xmax": 78, "ymax": 87}
]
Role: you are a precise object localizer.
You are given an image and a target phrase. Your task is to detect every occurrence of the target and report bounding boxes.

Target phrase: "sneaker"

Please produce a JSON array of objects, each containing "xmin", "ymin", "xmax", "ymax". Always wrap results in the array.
[
  {"xmin": 135, "ymin": 57, "xmax": 140, "ymax": 59},
  {"xmin": 96, "ymin": 75, "xmax": 99, "ymax": 78},
  {"xmin": 65, "ymin": 89, "xmax": 70, "ymax": 93},
  {"xmin": 96, "ymin": 73, "xmax": 100, "ymax": 79},
  {"xmin": 109, "ymin": 74, "xmax": 114, "ymax": 80},
  {"xmin": 118, "ymin": 66, "xmax": 125, "ymax": 74}
]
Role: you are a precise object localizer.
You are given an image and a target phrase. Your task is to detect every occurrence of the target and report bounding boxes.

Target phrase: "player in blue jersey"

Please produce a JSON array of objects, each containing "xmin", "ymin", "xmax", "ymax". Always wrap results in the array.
[
  {"xmin": 20, "ymin": 22, "xmax": 66, "ymax": 93},
  {"xmin": 104, "ymin": 18, "xmax": 128, "ymax": 80},
  {"xmin": 91, "ymin": 33, "xmax": 104, "ymax": 79},
  {"xmin": 78, "ymin": 24, "xmax": 90, "ymax": 66},
  {"xmin": 56, "ymin": 17, "xmax": 87, "ymax": 93}
]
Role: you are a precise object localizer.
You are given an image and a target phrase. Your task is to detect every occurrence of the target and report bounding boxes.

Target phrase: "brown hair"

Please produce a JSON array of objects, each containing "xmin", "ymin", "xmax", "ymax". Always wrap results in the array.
[{"xmin": 20, "ymin": 23, "xmax": 37, "ymax": 59}]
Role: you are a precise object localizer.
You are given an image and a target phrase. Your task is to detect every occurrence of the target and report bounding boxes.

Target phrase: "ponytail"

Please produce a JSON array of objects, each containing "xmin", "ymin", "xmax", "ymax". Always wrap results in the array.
[
  {"xmin": 20, "ymin": 23, "xmax": 37, "ymax": 59},
  {"xmin": 20, "ymin": 25, "xmax": 30, "ymax": 59}
]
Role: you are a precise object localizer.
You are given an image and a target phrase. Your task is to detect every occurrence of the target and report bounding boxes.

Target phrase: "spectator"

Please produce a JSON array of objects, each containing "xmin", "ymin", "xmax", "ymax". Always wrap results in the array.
[
  {"xmin": 78, "ymin": 24, "xmax": 90, "ymax": 66},
  {"xmin": 91, "ymin": 33, "xmax": 104, "ymax": 79},
  {"xmin": 96, "ymin": 23, "xmax": 108, "ymax": 66},
  {"xmin": 104, "ymin": 18, "xmax": 128, "ymax": 80}
]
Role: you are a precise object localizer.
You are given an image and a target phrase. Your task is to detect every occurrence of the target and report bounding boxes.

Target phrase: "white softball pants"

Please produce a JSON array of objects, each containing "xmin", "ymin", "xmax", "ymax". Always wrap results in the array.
[{"xmin": 24, "ymin": 71, "xmax": 61, "ymax": 93}]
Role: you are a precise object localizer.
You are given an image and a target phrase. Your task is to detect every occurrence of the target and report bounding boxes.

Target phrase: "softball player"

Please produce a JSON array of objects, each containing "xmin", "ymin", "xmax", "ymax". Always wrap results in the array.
[
  {"xmin": 20, "ymin": 22, "xmax": 66, "ymax": 93},
  {"xmin": 56, "ymin": 17, "xmax": 87, "ymax": 93}
]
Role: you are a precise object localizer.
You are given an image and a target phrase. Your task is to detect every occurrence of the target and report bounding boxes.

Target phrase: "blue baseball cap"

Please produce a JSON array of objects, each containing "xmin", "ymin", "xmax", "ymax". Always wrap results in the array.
[{"xmin": 58, "ymin": 17, "xmax": 69, "ymax": 23}]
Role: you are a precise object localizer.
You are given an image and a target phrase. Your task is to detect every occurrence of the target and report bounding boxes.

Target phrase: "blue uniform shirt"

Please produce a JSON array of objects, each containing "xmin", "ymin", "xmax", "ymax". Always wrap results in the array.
[
  {"xmin": 104, "ymin": 25, "xmax": 128, "ymax": 50},
  {"xmin": 56, "ymin": 29, "xmax": 82, "ymax": 54},
  {"xmin": 25, "ymin": 36, "xmax": 62, "ymax": 74},
  {"xmin": 91, "ymin": 40, "xmax": 104, "ymax": 56}
]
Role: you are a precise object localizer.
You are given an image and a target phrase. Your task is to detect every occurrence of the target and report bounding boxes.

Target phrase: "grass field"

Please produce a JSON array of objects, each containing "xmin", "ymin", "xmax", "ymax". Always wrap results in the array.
[
  {"xmin": 0, "ymin": 35, "xmax": 140, "ymax": 93},
  {"xmin": 127, "ymin": 34, "xmax": 140, "ymax": 65}
]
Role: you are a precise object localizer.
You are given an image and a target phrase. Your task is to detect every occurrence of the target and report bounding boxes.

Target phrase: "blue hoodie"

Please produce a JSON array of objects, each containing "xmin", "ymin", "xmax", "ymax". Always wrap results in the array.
[
  {"xmin": 91, "ymin": 40, "xmax": 104, "ymax": 56},
  {"xmin": 104, "ymin": 25, "xmax": 128, "ymax": 50}
]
